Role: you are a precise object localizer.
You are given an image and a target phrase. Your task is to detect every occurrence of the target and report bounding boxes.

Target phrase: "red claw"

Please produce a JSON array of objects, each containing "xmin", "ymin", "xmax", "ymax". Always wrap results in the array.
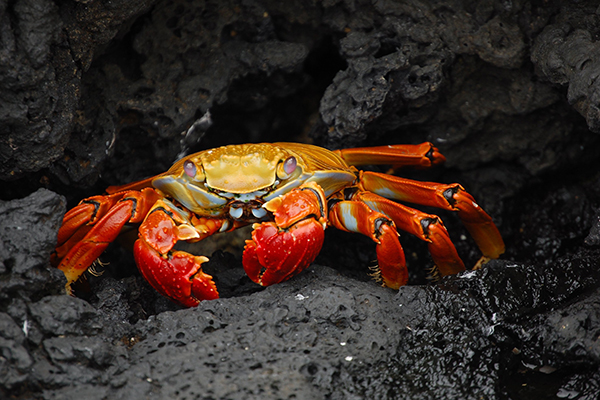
[
  {"xmin": 134, "ymin": 205, "xmax": 220, "ymax": 307},
  {"xmin": 243, "ymin": 182, "xmax": 327, "ymax": 286},
  {"xmin": 243, "ymin": 219, "xmax": 325, "ymax": 286},
  {"xmin": 134, "ymin": 239, "xmax": 218, "ymax": 307}
]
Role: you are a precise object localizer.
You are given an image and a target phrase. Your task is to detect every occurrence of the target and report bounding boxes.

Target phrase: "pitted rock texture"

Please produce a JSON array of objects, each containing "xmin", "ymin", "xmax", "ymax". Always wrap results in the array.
[
  {"xmin": 0, "ymin": 189, "xmax": 65, "ymax": 302},
  {"xmin": 531, "ymin": 6, "xmax": 600, "ymax": 133},
  {"xmin": 1, "ymin": 0, "xmax": 593, "ymax": 203},
  {"xmin": 0, "ymin": 0, "xmax": 157, "ymax": 181},
  {"xmin": 1, "ymin": 152, "xmax": 600, "ymax": 399}
]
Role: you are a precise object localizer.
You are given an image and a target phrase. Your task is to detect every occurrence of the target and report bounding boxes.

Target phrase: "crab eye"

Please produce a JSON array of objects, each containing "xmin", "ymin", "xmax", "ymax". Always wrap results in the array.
[
  {"xmin": 277, "ymin": 156, "xmax": 297, "ymax": 180},
  {"xmin": 284, "ymin": 156, "xmax": 297, "ymax": 174},
  {"xmin": 183, "ymin": 160, "xmax": 196, "ymax": 177}
]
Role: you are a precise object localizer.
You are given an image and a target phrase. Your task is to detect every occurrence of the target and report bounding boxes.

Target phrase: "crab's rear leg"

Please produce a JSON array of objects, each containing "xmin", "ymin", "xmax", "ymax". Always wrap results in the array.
[
  {"xmin": 352, "ymin": 191, "xmax": 466, "ymax": 277},
  {"xmin": 328, "ymin": 198, "xmax": 409, "ymax": 289},
  {"xmin": 360, "ymin": 171, "xmax": 505, "ymax": 261},
  {"xmin": 53, "ymin": 188, "xmax": 162, "ymax": 295}
]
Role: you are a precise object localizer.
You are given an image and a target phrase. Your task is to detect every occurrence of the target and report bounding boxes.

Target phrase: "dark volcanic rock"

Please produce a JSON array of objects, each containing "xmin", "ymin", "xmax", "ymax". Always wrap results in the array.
[
  {"xmin": 3, "ymin": 255, "xmax": 600, "ymax": 399},
  {"xmin": 0, "ymin": 0, "xmax": 157, "ymax": 181},
  {"xmin": 0, "ymin": 189, "xmax": 66, "ymax": 302},
  {"xmin": 531, "ymin": 6, "xmax": 600, "ymax": 133},
  {"xmin": 2, "ymin": 1, "xmax": 600, "ymax": 399}
]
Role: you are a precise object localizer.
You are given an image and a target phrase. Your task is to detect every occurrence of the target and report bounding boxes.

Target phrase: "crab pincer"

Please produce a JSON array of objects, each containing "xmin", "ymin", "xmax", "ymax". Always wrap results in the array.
[
  {"xmin": 133, "ymin": 202, "xmax": 221, "ymax": 307},
  {"xmin": 243, "ymin": 182, "xmax": 327, "ymax": 286}
]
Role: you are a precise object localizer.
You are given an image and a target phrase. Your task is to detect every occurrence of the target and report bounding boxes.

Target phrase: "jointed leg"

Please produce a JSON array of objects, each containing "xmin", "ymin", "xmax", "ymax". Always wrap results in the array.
[
  {"xmin": 334, "ymin": 142, "xmax": 446, "ymax": 169},
  {"xmin": 353, "ymin": 191, "xmax": 465, "ymax": 276},
  {"xmin": 359, "ymin": 171, "xmax": 505, "ymax": 260},
  {"xmin": 328, "ymin": 199, "xmax": 408, "ymax": 289},
  {"xmin": 53, "ymin": 188, "xmax": 162, "ymax": 294}
]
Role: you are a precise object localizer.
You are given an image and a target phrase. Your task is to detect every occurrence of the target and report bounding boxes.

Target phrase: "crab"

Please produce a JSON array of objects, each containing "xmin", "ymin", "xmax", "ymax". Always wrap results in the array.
[{"xmin": 52, "ymin": 142, "xmax": 505, "ymax": 307}]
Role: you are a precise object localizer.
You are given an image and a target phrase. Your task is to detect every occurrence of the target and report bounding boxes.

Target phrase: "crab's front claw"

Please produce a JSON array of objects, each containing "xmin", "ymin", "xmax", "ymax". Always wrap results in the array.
[
  {"xmin": 242, "ymin": 182, "xmax": 327, "ymax": 286},
  {"xmin": 134, "ymin": 240, "xmax": 217, "ymax": 307},
  {"xmin": 134, "ymin": 205, "xmax": 219, "ymax": 307},
  {"xmin": 243, "ymin": 219, "xmax": 325, "ymax": 286}
]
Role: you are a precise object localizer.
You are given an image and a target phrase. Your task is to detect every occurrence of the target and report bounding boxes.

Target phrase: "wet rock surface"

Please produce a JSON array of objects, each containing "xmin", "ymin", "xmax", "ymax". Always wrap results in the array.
[{"xmin": 2, "ymin": 0, "xmax": 600, "ymax": 399}]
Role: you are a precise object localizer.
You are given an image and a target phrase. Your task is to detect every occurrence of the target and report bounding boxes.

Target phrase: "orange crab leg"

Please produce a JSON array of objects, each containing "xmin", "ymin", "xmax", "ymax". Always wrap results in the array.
[
  {"xmin": 54, "ymin": 192, "xmax": 131, "ymax": 253},
  {"xmin": 359, "ymin": 171, "xmax": 505, "ymax": 260},
  {"xmin": 334, "ymin": 142, "xmax": 446, "ymax": 169},
  {"xmin": 105, "ymin": 175, "xmax": 157, "ymax": 194},
  {"xmin": 353, "ymin": 191, "xmax": 465, "ymax": 276},
  {"xmin": 328, "ymin": 199, "xmax": 408, "ymax": 289},
  {"xmin": 54, "ymin": 188, "xmax": 162, "ymax": 294}
]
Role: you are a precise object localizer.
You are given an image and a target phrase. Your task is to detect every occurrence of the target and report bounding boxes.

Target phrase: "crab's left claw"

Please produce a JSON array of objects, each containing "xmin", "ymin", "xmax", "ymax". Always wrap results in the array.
[{"xmin": 243, "ymin": 182, "xmax": 327, "ymax": 286}]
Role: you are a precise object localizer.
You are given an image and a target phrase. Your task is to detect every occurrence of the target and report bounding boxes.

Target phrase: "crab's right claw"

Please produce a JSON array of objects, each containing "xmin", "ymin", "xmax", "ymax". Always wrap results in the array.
[
  {"xmin": 134, "ymin": 205, "xmax": 219, "ymax": 307},
  {"xmin": 134, "ymin": 240, "xmax": 217, "ymax": 307},
  {"xmin": 243, "ymin": 219, "xmax": 325, "ymax": 286}
]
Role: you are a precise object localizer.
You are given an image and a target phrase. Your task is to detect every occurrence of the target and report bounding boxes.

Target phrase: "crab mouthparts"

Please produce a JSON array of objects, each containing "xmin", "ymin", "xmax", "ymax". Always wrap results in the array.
[{"xmin": 229, "ymin": 202, "xmax": 269, "ymax": 221}]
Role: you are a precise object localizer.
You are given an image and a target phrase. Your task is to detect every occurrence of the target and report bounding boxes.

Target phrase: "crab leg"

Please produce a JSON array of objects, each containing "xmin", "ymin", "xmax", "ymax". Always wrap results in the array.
[
  {"xmin": 359, "ymin": 171, "xmax": 505, "ymax": 260},
  {"xmin": 53, "ymin": 188, "xmax": 162, "ymax": 294},
  {"xmin": 352, "ymin": 191, "xmax": 465, "ymax": 276},
  {"xmin": 134, "ymin": 199, "xmax": 233, "ymax": 307},
  {"xmin": 54, "ymin": 191, "xmax": 143, "ymax": 256},
  {"xmin": 334, "ymin": 142, "xmax": 446, "ymax": 169},
  {"xmin": 328, "ymin": 199, "xmax": 408, "ymax": 289}
]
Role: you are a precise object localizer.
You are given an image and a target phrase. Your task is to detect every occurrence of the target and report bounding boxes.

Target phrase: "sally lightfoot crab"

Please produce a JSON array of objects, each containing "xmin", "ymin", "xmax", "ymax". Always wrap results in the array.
[{"xmin": 52, "ymin": 142, "xmax": 505, "ymax": 307}]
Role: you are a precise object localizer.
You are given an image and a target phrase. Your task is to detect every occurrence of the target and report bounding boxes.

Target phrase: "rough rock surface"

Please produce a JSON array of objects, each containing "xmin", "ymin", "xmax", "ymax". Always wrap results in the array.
[{"xmin": 2, "ymin": 1, "xmax": 600, "ymax": 399}]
